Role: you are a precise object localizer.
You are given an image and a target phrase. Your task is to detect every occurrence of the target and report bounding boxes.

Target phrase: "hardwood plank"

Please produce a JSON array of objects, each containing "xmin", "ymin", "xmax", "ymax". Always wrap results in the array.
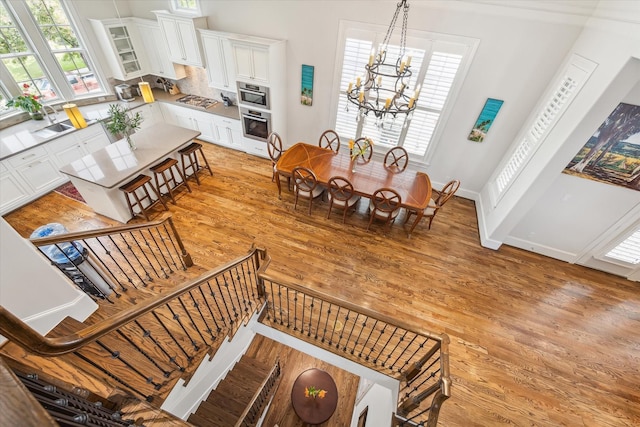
[{"xmin": 3, "ymin": 141, "xmax": 639, "ymax": 426}]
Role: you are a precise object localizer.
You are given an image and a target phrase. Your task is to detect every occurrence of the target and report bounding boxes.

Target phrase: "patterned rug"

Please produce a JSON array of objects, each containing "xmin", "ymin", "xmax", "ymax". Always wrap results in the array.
[{"xmin": 54, "ymin": 182, "xmax": 86, "ymax": 203}]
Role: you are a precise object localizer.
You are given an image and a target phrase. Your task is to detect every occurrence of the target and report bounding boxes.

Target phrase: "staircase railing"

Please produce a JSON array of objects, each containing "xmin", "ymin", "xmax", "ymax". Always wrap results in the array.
[
  {"xmin": 0, "ymin": 246, "xmax": 266, "ymax": 403},
  {"xmin": 29, "ymin": 213, "xmax": 192, "ymax": 302},
  {"xmin": 255, "ymin": 252, "xmax": 451, "ymax": 427},
  {"xmin": 235, "ymin": 358, "xmax": 281, "ymax": 427}
]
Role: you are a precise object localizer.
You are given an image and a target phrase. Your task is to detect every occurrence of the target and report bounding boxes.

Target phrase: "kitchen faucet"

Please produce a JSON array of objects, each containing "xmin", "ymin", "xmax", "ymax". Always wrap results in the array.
[{"xmin": 41, "ymin": 104, "xmax": 57, "ymax": 124}]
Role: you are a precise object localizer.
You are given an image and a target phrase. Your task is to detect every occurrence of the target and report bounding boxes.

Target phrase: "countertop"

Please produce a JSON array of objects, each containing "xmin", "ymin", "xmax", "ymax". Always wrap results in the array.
[{"xmin": 0, "ymin": 89, "xmax": 240, "ymax": 161}]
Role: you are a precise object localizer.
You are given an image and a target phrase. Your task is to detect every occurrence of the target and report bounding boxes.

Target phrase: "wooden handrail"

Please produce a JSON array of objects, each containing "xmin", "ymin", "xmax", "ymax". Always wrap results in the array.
[
  {"xmin": 256, "ymin": 251, "xmax": 449, "ymax": 345},
  {"xmin": 0, "ymin": 246, "xmax": 264, "ymax": 356},
  {"xmin": 234, "ymin": 358, "xmax": 281, "ymax": 427}
]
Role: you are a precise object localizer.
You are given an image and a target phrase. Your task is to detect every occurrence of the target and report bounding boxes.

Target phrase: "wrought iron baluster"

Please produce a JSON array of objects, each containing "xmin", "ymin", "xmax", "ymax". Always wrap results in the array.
[
  {"xmin": 230, "ymin": 266, "xmax": 249, "ymax": 314},
  {"xmin": 115, "ymin": 328, "xmax": 172, "ymax": 377},
  {"xmin": 195, "ymin": 286, "xmax": 222, "ymax": 334},
  {"xmin": 314, "ymin": 300, "xmax": 325, "ymax": 339},
  {"xmin": 150, "ymin": 309, "xmax": 192, "ymax": 361},
  {"xmin": 161, "ymin": 222, "xmax": 187, "ymax": 270},
  {"xmin": 321, "ymin": 303, "xmax": 332, "ymax": 343},
  {"xmin": 226, "ymin": 270, "xmax": 244, "ymax": 319},
  {"xmin": 377, "ymin": 326, "xmax": 399, "ymax": 365},
  {"xmin": 73, "ymin": 351, "xmax": 152, "ymax": 401},
  {"xmin": 95, "ymin": 339, "xmax": 162, "ymax": 390},
  {"xmin": 124, "ymin": 230, "xmax": 159, "ymax": 281},
  {"xmin": 152, "ymin": 226, "xmax": 180, "ymax": 274},
  {"xmin": 352, "ymin": 316, "xmax": 369, "ymax": 355},
  {"xmin": 92, "ymin": 236, "xmax": 137, "ymax": 289},
  {"xmin": 344, "ymin": 312, "xmax": 360, "ymax": 352},
  {"xmin": 366, "ymin": 323, "xmax": 387, "ymax": 362},
  {"xmin": 384, "ymin": 330, "xmax": 409, "ymax": 368},
  {"xmin": 205, "ymin": 280, "xmax": 227, "ymax": 330},
  {"xmin": 143, "ymin": 228, "xmax": 173, "ymax": 277},
  {"xmin": 134, "ymin": 319, "xmax": 185, "ymax": 372},
  {"xmin": 165, "ymin": 302, "xmax": 200, "ymax": 351},
  {"xmin": 329, "ymin": 306, "xmax": 342, "ymax": 346},
  {"xmin": 390, "ymin": 333, "xmax": 418, "ymax": 371},
  {"xmin": 80, "ymin": 239, "xmax": 123, "ymax": 295},
  {"xmin": 214, "ymin": 276, "xmax": 235, "ymax": 325},
  {"xmin": 292, "ymin": 290, "xmax": 299, "ymax": 331},
  {"xmin": 359, "ymin": 318, "xmax": 379, "ymax": 358},
  {"xmin": 177, "ymin": 295, "xmax": 209, "ymax": 345}
]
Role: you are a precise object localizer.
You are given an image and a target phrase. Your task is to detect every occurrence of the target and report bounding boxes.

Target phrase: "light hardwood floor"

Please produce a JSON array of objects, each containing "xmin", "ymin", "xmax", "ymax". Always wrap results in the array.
[{"xmin": 4, "ymin": 141, "xmax": 639, "ymax": 427}]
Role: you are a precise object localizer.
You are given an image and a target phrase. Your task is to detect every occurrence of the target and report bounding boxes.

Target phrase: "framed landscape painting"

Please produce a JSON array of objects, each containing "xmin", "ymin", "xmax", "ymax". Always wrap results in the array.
[
  {"xmin": 468, "ymin": 98, "xmax": 504, "ymax": 142},
  {"xmin": 563, "ymin": 102, "xmax": 640, "ymax": 191}
]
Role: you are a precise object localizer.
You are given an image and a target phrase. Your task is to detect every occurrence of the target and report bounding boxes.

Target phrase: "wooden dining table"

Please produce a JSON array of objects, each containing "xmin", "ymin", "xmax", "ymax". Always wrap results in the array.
[{"xmin": 275, "ymin": 142, "xmax": 432, "ymax": 236}]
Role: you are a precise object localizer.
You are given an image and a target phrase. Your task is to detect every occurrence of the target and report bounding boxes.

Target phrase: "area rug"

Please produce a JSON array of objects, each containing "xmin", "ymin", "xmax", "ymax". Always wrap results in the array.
[{"xmin": 54, "ymin": 182, "xmax": 86, "ymax": 203}]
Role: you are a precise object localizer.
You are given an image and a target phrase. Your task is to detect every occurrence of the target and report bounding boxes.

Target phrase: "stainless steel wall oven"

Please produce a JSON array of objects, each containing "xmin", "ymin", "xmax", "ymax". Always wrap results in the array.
[
  {"xmin": 237, "ymin": 82, "xmax": 270, "ymax": 110},
  {"xmin": 240, "ymin": 107, "xmax": 272, "ymax": 142}
]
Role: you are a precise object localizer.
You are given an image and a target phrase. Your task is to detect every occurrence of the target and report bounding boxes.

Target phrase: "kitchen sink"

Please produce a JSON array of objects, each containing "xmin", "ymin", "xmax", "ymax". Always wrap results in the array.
[{"xmin": 33, "ymin": 119, "xmax": 76, "ymax": 138}]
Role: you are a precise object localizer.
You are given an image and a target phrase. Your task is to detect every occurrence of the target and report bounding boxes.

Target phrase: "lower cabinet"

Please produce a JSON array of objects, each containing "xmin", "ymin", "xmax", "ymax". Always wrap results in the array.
[
  {"xmin": 242, "ymin": 138, "xmax": 269, "ymax": 159},
  {"xmin": 0, "ymin": 124, "xmax": 110, "ymax": 215},
  {"xmin": 213, "ymin": 116, "xmax": 243, "ymax": 150}
]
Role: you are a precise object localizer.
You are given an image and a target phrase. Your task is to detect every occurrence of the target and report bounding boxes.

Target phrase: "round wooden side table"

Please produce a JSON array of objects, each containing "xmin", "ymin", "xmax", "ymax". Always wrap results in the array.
[{"xmin": 291, "ymin": 368, "xmax": 339, "ymax": 425}]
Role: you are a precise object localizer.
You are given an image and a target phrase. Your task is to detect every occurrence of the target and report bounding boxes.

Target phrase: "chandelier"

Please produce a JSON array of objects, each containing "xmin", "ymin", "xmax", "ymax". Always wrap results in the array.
[{"xmin": 345, "ymin": 0, "xmax": 420, "ymax": 128}]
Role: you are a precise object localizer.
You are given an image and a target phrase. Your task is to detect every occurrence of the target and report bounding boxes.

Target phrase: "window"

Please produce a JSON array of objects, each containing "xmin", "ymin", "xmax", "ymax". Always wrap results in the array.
[
  {"xmin": 333, "ymin": 23, "xmax": 476, "ymax": 163},
  {"xmin": 171, "ymin": 0, "xmax": 200, "ymax": 14},
  {"xmin": 491, "ymin": 54, "xmax": 596, "ymax": 204},
  {"xmin": 0, "ymin": 0, "xmax": 104, "ymax": 113},
  {"xmin": 602, "ymin": 228, "xmax": 640, "ymax": 266}
]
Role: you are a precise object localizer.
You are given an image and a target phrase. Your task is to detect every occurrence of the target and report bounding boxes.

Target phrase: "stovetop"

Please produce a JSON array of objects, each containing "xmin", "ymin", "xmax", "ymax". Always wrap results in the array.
[{"xmin": 176, "ymin": 95, "xmax": 219, "ymax": 109}]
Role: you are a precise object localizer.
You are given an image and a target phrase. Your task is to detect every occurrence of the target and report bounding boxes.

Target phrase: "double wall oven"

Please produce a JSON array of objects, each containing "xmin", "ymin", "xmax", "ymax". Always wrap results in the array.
[{"xmin": 237, "ymin": 81, "xmax": 272, "ymax": 143}]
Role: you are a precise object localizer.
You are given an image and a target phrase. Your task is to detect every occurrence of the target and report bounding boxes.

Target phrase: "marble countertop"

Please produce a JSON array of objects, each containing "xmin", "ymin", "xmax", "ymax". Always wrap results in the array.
[{"xmin": 0, "ymin": 89, "xmax": 240, "ymax": 161}]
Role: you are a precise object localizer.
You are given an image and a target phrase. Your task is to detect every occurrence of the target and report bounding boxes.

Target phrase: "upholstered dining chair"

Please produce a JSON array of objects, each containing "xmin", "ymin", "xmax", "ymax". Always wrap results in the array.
[
  {"xmin": 319, "ymin": 129, "xmax": 341, "ymax": 153},
  {"xmin": 351, "ymin": 137, "xmax": 373, "ymax": 162},
  {"xmin": 383, "ymin": 146, "xmax": 409, "ymax": 173},
  {"xmin": 267, "ymin": 131, "xmax": 290, "ymax": 190},
  {"xmin": 292, "ymin": 166, "xmax": 324, "ymax": 215},
  {"xmin": 327, "ymin": 176, "xmax": 361, "ymax": 223},
  {"xmin": 367, "ymin": 187, "xmax": 402, "ymax": 231},
  {"xmin": 403, "ymin": 179, "xmax": 460, "ymax": 230}
]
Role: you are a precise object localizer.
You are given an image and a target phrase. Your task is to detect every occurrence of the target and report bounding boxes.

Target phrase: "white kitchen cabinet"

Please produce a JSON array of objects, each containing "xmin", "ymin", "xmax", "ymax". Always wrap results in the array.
[
  {"xmin": 9, "ymin": 146, "xmax": 66, "ymax": 193},
  {"xmin": 213, "ymin": 116, "xmax": 243, "ymax": 150},
  {"xmin": 137, "ymin": 103, "xmax": 164, "ymax": 130},
  {"xmin": 230, "ymin": 42, "xmax": 269, "ymax": 84},
  {"xmin": 0, "ymin": 162, "xmax": 30, "ymax": 214},
  {"xmin": 200, "ymin": 30, "xmax": 236, "ymax": 91},
  {"xmin": 242, "ymin": 138, "xmax": 269, "ymax": 159},
  {"xmin": 161, "ymin": 103, "xmax": 216, "ymax": 142},
  {"xmin": 47, "ymin": 126, "xmax": 110, "ymax": 168},
  {"xmin": 89, "ymin": 18, "xmax": 147, "ymax": 81},
  {"xmin": 154, "ymin": 11, "xmax": 207, "ymax": 67},
  {"xmin": 134, "ymin": 18, "xmax": 186, "ymax": 80}
]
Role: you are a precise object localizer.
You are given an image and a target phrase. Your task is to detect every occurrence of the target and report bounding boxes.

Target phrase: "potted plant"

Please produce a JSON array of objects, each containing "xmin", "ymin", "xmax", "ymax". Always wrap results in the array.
[
  {"xmin": 104, "ymin": 104, "xmax": 143, "ymax": 150},
  {"xmin": 6, "ymin": 83, "xmax": 44, "ymax": 120}
]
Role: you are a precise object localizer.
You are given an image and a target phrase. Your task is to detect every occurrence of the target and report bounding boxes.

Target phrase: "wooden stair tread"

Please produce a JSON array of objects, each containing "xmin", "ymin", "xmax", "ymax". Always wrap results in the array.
[
  {"xmin": 234, "ymin": 355, "xmax": 271, "ymax": 377},
  {"xmin": 186, "ymin": 412, "xmax": 213, "ymax": 426},
  {"xmin": 191, "ymin": 399, "xmax": 239, "ymax": 425}
]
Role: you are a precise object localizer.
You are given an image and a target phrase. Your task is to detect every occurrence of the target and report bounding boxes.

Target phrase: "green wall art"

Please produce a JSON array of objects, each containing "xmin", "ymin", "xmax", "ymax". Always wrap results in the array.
[{"xmin": 301, "ymin": 64, "xmax": 314, "ymax": 106}]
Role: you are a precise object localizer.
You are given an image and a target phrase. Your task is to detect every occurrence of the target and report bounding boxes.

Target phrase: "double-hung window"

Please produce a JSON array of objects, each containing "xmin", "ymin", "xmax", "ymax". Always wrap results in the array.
[
  {"xmin": 0, "ymin": 0, "xmax": 105, "ymax": 115},
  {"xmin": 333, "ymin": 22, "xmax": 477, "ymax": 164}
]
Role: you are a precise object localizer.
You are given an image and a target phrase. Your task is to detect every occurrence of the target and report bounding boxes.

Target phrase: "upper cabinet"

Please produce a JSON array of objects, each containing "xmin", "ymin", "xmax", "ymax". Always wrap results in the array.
[
  {"xmin": 153, "ymin": 11, "xmax": 207, "ymax": 67},
  {"xmin": 226, "ymin": 35, "xmax": 286, "ymax": 87},
  {"xmin": 89, "ymin": 18, "xmax": 147, "ymax": 81},
  {"xmin": 200, "ymin": 29, "xmax": 236, "ymax": 91},
  {"xmin": 133, "ymin": 18, "xmax": 186, "ymax": 80}
]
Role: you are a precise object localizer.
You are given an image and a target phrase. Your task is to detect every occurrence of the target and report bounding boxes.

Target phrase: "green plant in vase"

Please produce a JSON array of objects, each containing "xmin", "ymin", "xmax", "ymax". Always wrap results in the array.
[
  {"xmin": 104, "ymin": 104, "xmax": 144, "ymax": 150},
  {"xmin": 6, "ymin": 84, "xmax": 44, "ymax": 119}
]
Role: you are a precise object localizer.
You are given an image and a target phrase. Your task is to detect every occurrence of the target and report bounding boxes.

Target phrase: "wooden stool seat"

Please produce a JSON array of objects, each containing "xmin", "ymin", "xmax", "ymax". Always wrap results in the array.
[
  {"xmin": 118, "ymin": 174, "xmax": 168, "ymax": 221},
  {"xmin": 150, "ymin": 157, "xmax": 191, "ymax": 204},
  {"xmin": 178, "ymin": 142, "xmax": 213, "ymax": 185}
]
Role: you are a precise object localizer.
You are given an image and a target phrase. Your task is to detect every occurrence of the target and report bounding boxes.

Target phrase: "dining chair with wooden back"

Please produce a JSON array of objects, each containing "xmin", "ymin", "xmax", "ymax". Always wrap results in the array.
[
  {"xmin": 367, "ymin": 187, "xmax": 402, "ymax": 231},
  {"xmin": 383, "ymin": 146, "xmax": 409, "ymax": 173},
  {"xmin": 327, "ymin": 176, "xmax": 361, "ymax": 224},
  {"xmin": 267, "ymin": 131, "xmax": 290, "ymax": 190},
  {"xmin": 351, "ymin": 137, "xmax": 373, "ymax": 162},
  {"xmin": 319, "ymin": 129, "xmax": 341, "ymax": 153},
  {"xmin": 403, "ymin": 179, "xmax": 460, "ymax": 231},
  {"xmin": 292, "ymin": 166, "xmax": 324, "ymax": 215}
]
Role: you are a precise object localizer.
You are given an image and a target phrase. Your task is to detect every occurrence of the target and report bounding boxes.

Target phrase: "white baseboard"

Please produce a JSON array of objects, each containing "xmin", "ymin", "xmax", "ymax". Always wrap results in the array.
[
  {"xmin": 474, "ymin": 192, "xmax": 502, "ymax": 250},
  {"xmin": 503, "ymin": 235, "xmax": 578, "ymax": 262}
]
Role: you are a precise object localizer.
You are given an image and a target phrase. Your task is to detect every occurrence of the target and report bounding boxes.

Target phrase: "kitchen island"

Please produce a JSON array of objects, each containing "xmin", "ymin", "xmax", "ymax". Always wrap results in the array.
[{"xmin": 59, "ymin": 123, "xmax": 200, "ymax": 223}]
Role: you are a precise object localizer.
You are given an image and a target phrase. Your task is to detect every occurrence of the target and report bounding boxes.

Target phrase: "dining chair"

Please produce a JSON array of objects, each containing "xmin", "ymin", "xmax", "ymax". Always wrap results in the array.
[
  {"xmin": 319, "ymin": 129, "xmax": 341, "ymax": 153},
  {"xmin": 367, "ymin": 187, "xmax": 402, "ymax": 231},
  {"xmin": 327, "ymin": 176, "xmax": 361, "ymax": 223},
  {"xmin": 403, "ymin": 179, "xmax": 460, "ymax": 231},
  {"xmin": 292, "ymin": 166, "xmax": 324, "ymax": 215},
  {"xmin": 383, "ymin": 146, "xmax": 409, "ymax": 173},
  {"xmin": 267, "ymin": 131, "xmax": 290, "ymax": 190},
  {"xmin": 351, "ymin": 137, "xmax": 373, "ymax": 161}
]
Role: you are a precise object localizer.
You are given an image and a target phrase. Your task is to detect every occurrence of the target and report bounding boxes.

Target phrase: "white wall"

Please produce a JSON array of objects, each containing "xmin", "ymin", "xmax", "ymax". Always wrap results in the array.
[{"xmin": 0, "ymin": 218, "xmax": 97, "ymax": 343}]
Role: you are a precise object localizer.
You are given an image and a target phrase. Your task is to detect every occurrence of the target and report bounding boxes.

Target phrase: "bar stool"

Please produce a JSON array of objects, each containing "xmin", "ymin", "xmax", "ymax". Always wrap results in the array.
[
  {"xmin": 178, "ymin": 142, "xmax": 213, "ymax": 185},
  {"xmin": 150, "ymin": 157, "xmax": 191, "ymax": 204},
  {"xmin": 118, "ymin": 174, "xmax": 168, "ymax": 221}
]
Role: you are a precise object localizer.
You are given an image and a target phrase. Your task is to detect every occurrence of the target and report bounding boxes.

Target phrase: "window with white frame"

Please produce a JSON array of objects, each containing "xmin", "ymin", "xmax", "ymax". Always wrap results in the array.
[
  {"xmin": 0, "ymin": 0, "xmax": 105, "ymax": 114},
  {"xmin": 334, "ymin": 23, "xmax": 476, "ymax": 163},
  {"xmin": 171, "ymin": 0, "xmax": 200, "ymax": 14},
  {"xmin": 601, "ymin": 228, "xmax": 640, "ymax": 266},
  {"xmin": 491, "ymin": 54, "xmax": 596, "ymax": 204}
]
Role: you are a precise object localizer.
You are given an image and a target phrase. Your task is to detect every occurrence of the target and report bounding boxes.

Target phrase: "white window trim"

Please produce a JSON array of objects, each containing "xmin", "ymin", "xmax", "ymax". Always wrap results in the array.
[
  {"xmin": 596, "ymin": 225, "xmax": 640, "ymax": 268},
  {"xmin": 330, "ymin": 20, "xmax": 478, "ymax": 166},
  {"xmin": 488, "ymin": 53, "xmax": 597, "ymax": 208},
  {"xmin": 170, "ymin": 0, "xmax": 201, "ymax": 16}
]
